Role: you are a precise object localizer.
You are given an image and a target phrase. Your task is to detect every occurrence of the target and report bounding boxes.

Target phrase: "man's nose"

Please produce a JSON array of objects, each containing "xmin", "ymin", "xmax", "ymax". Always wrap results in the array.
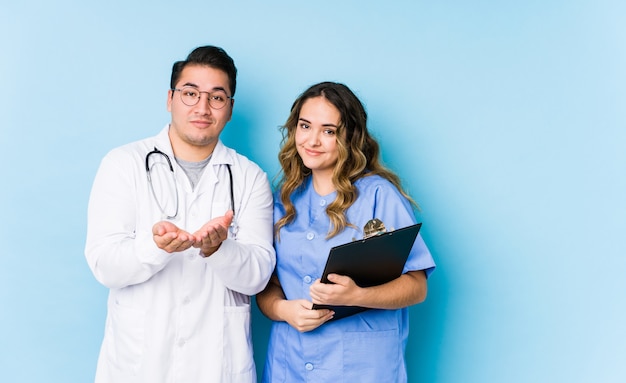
[{"xmin": 195, "ymin": 93, "xmax": 213, "ymax": 113}]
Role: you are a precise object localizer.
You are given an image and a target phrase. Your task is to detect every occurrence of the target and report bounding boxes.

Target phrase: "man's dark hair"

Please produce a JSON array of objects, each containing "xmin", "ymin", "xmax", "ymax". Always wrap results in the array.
[{"xmin": 170, "ymin": 46, "xmax": 237, "ymax": 96}]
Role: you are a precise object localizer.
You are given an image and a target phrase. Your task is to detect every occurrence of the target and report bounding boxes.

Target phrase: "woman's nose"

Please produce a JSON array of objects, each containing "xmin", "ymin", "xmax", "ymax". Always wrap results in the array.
[{"xmin": 308, "ymin": 130, "xmax": 321, "ymax": 145}]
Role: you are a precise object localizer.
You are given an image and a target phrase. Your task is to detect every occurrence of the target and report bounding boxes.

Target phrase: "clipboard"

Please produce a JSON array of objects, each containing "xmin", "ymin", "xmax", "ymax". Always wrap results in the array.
[{"xmin": 312, "ymin": 222, "xmax": 422, "ymax": 320}]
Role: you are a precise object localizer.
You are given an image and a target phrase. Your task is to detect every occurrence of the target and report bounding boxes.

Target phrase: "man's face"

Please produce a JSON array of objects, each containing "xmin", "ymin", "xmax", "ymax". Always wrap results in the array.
[{"xmin": 167, "ymin": 64, "xmax": 233, "ymax": 159}]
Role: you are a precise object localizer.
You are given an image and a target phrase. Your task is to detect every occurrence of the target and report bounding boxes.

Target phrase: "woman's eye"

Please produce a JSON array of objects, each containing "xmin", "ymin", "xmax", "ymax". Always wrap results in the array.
[{"xmin": 324, "ymin": 129, "xmax": 336, "ymax": 135}]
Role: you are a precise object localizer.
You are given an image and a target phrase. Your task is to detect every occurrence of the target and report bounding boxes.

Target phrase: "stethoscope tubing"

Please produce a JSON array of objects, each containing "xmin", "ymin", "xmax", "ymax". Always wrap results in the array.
[{"xmin": 145, "ymin": 146, "xmax": 235, "ymax": 222}]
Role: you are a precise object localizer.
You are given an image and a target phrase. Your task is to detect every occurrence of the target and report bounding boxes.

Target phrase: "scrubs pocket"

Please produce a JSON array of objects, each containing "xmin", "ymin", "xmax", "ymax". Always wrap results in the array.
[
  {"xmin": 108, "ymin": 303, "xmax": 145, "ymax": 373},
  {"xmin": 343, "ymin": 329, "xmax": 400, "ymax": 382},
  {"xmin": 223, "ymin": 304, "xmax": 255, "ymax": 380}
]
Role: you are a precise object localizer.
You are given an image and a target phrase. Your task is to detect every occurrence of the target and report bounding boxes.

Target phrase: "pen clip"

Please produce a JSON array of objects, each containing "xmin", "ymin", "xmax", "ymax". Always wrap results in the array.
[{"xmin": 363, "ymin": 218, "xmax": 387, "ymax": 239}]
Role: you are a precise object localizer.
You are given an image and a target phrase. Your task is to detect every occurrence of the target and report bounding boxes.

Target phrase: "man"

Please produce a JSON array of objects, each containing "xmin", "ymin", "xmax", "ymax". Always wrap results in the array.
[{"xmin": 85, "ymin": 46, "xmax": 275, "ymax": 383}]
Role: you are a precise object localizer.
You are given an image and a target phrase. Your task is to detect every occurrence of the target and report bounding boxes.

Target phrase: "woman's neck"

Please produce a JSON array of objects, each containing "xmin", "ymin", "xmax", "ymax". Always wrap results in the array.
[{"xmin": 311, "ymin": 172, "xmax": 335, "ymax": 196}]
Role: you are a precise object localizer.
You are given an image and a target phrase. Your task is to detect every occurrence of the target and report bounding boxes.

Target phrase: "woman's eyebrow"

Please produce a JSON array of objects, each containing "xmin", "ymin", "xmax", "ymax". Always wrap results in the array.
[{"xmin": 298, "ymin": 117, "xmax": 338, "ymax": 128}]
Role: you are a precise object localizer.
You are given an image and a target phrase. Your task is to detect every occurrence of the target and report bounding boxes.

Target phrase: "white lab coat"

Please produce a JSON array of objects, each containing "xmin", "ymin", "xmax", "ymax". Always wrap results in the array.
[{"xmin": 85, "ymin": 126, "xmax": 275, "ymax": 383}]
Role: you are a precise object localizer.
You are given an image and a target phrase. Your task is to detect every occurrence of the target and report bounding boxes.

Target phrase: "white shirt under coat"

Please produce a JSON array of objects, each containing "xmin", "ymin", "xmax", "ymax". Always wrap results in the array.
[{"xmin": 85, "ymin": 125, "xmax": 276, "ymax": 383}]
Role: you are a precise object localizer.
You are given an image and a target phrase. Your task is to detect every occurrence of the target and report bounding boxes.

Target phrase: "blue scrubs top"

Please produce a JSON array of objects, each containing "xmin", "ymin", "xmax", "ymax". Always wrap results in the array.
[{"xmin": 263, "ymin": 175, "xmax": 435, "ymax": 383}]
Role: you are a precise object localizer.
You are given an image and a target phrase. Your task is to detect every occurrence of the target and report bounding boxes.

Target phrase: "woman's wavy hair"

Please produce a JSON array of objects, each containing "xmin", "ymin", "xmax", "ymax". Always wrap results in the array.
[{"xmin": 275, "ymin": 82, "xmax": 416, "ymax": 239}]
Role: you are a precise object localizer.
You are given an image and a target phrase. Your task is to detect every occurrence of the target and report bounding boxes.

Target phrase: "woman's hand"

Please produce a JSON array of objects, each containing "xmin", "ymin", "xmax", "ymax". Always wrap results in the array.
[
  {"xmin": 309, "ymin": 274, "xmax": 362, "ymax": 307},
  {"xmin": 277, "ymin": 299, "xmax": 334, "ymax": 333},
  {"xmin": 257, "ymin": 274, "xmax": 334, "ymax": 332},
  {"xmin": 311, "ymin": 271, "xmax": 428, "ymax": 310}
]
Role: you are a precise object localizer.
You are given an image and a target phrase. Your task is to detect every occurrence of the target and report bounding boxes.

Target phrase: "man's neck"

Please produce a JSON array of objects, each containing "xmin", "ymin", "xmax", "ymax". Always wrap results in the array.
[{"xmin": 168, "ymin": 130, "xmax": 217, "ymax": 162}]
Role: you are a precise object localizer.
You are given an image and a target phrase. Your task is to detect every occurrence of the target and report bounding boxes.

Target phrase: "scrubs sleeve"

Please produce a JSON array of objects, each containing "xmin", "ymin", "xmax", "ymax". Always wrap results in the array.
[{"xmin": 368, "ymin": 179, "xmax": 436, "ymax": 277}]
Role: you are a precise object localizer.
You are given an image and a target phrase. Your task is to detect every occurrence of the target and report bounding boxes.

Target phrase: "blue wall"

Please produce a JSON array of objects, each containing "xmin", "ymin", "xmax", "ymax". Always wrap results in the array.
[{"xmin": 1, "ymin": 1, "xmax": 625, "ymax": 382}]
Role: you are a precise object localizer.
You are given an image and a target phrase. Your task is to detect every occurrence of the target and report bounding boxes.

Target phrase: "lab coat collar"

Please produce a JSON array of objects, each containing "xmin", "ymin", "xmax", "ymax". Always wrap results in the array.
[{"xmin": 154, "ymin": 124, "xmax": 234, "ymax": 193}]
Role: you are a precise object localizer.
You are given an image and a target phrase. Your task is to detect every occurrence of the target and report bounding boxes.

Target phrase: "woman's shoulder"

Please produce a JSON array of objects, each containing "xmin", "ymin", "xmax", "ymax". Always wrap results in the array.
[{"xmin": 354, "ymin": 173, "xmax": 397, "ymax": 192}]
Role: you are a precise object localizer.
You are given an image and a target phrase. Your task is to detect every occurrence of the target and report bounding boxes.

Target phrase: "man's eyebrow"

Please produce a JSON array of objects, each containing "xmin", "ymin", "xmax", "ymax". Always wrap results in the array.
[
  {"xmin": 211, "ymin": 86, "xmax": 228, "ymax": 94},
  {"xmin": 181, "ymin": 82, "xmax": 228, "ymax": 94}
]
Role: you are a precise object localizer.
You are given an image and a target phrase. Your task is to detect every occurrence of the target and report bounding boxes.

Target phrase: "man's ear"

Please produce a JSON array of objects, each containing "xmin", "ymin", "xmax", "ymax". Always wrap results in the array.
[
  {"xmin": 167, "ymin": 89, "xmax": 174, "ymax": 112},
  {"xmin": 228, "ymin": 98, "xmax": 235, "ymax": 121}
]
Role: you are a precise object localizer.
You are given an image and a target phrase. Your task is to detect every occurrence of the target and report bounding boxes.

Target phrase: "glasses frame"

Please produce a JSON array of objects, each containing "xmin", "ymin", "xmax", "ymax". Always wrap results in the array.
[{"xmin": 171, "ymin": 86, "xmax": 234, "ymax": 109}]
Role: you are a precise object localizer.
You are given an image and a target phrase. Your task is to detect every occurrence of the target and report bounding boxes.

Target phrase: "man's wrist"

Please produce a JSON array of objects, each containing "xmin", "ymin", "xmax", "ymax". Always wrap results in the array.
[{"xmin": 199, "ymin": 244, "xmax": 221, "ymax": 258}]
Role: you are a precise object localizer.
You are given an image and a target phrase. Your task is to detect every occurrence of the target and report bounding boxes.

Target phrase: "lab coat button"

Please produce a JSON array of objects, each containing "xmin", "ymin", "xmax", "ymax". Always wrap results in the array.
[
  {"xmin": 183, "ymin": 296, "xmax": 191, "ymax": 305},
  {"xmin": 303, "ymin": 275, "xmax": 312, "ymax": 283},
  {"xmin": 306, "ymin": 232, "xmax": 314, "ymax": 240},
  {"xmin": 305, "ymin": 363, "xmax": 313, "ymax": 371},
  {"xmin": 177, "ymin": 338, "xmax": 186, "ymax": 347}
]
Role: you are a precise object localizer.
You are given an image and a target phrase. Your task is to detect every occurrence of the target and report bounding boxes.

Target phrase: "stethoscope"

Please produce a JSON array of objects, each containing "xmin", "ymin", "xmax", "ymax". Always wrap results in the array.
[{"xmin": 145, "ymin": 147, "xmax": 238, "ymax": 236}]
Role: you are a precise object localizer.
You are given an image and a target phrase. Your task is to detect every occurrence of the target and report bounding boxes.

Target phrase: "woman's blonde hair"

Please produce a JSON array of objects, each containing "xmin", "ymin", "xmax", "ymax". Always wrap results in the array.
[{"xmin": 275, "ymin": 82, "xmax": 416, "ymax": 239}]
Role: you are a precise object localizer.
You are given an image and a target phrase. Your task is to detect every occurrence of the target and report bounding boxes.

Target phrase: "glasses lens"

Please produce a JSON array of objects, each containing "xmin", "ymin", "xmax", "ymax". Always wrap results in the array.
[
  {"xmin": 208, "ymin": 91, "xmax": 228, "ymax": 109},
  {"xmin": 177, "ymin": 87, "xmax": 230, "ymax": 109},
  {"xmin": 180, "ymin": 87, "xmax": 200, "ymax": 106}
]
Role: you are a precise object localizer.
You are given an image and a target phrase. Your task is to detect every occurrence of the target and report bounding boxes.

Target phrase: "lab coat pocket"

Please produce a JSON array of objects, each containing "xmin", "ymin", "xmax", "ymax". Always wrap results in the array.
[
  {"xmin": 343, "ymin": 329, "xmax": 400, "ymax": 382},
  {"xmin": 223, "ymin": 304, "xmax": 255, "ymax": 378},
  {"xmin": 109, "ymin": 302, "xmax": 145, "ymax": 373}
]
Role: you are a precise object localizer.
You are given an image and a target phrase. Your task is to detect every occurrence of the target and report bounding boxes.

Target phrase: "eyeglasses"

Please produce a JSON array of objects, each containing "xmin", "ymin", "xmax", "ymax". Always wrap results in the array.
[{"xmin": 172, "ymin": 86, "xmax": 233, "ymax": 109}]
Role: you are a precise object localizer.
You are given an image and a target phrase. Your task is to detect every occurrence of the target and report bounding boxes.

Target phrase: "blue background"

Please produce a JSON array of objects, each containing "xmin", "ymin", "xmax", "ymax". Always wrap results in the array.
[{"xmin": 1, "ymin": 1, "xmax": 625, "ymax": 382}]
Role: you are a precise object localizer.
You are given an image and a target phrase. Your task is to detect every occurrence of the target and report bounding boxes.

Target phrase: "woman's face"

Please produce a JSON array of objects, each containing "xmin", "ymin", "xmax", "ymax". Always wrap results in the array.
[{"xmin": 295, "ymin": 96, "xmax": 341, "ymax": 181}]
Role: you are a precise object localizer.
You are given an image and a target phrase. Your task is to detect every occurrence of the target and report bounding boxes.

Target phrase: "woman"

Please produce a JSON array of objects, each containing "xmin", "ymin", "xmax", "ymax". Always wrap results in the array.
[{"xmin": 256, "ymin": 82, "xmax": 435, "ymax": 382}]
